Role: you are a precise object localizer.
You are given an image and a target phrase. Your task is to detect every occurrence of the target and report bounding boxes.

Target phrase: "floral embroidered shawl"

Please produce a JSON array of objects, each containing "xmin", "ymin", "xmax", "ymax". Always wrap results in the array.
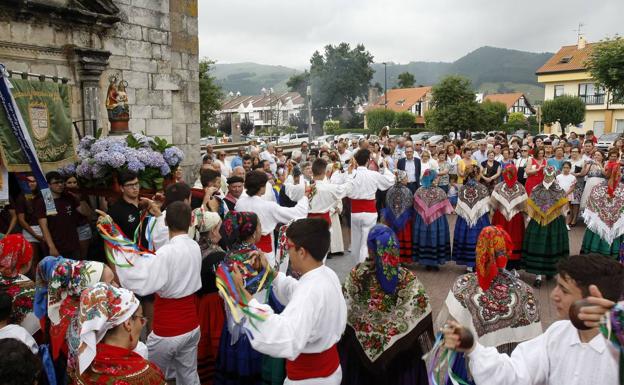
[
  {"xmin": 382, "ymin": 183, "xmax": 414, "ymax": 232},
  {"xmin": 413, "ymin": 186, "xmax": 453, "ymax": 225},
  {"xmin": 582, "ymin": 180, "xmax": 624, "ymax": 244},
  {"xmin": 344, "ymin": 225, "xmax": 432, "ymax": 365},
  {"xmin": 527, "ymin": 181, "xmax": 567, "ymax": 226},
  {"xmin": 455, "ymin": 179, "xmax": 490, "ymax": 226},
  {"xmin": 491, "ymin": 165, "xmax": 528, "ymax": 221}
]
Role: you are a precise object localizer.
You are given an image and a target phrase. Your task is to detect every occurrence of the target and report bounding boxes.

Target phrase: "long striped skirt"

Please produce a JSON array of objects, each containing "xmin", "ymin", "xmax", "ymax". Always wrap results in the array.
[
  {"xmin": 522, "ymin": 216, "xmax": 569, "ymax": 277},
  {"xmin": 412, "ymin": 212, "xmax": 451, "ymax": 266},
  {"xmin": 452, "ymin": 214, "xmax": 490, "ymax": 267},
  {"xmin": 580, "ymin": 229, "xmax": 623, "ymax": 260}
]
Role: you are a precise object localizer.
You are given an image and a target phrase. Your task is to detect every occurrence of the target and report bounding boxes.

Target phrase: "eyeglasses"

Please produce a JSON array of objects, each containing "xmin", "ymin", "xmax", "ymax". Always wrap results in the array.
[
  {"xmin": 123, "ymin": 181, "xmax": 140, "ymax": 189},
  {"xmin": 132, "ymin": 314, "xmax": 148, "ymax": 326}
]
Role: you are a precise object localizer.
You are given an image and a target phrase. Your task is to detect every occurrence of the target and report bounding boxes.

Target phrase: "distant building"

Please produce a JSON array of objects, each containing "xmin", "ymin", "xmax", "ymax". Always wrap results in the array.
[
  {"xmin": 536, "ymin": 36, "xmax": 624, "ymax": 135},
  {"xmin": 366, "ymin": 86, "xmax": 432, "ymax": 127},
  {"xmin": 483, "ymin": 92, "xmax": 535, "ymax": 117},
  {"xmin": 217, "ymin": 91, "xmax": 305, "ymax": 130}
]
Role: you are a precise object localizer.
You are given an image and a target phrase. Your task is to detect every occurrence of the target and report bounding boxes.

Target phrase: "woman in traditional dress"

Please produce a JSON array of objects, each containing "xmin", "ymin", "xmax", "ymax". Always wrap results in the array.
[
  {"xmin": 569, "ymin": 147, "xmax": 586, "ymax": 227},
  {"xmin": 196, "ymin": 211, "xmax": 226, "ymax": 385},
  {"xmin": 412, "ymin": 170, "xmax": 453, "ymax": 270},
  {"xmin": 0, "ymin": 234, "xmax": 38, "ymax": 335},
  {"xmin": 490, "ymin": 164, "xmax": 528, "ymax": 271},
  {"xmin": 340, "ymin": 224, "xmax": 434, "ymax": 385},
  {"xmin": 524, "ymin": 147, "xmax": 546, "ymax": 196},
  {"xmin": 71, "ymin": 283, "xmax": 165, "ymax": 384},
  {"xmin": 580, "ymin": 154, "xmax": 624, "ymax": 259},
  {"xmin": 381, "ymin": 171, "xmax": 414, "ymax": 264},
  {"xmin": 216, "ymin": 211, "xmax": 274, "ymax": 385},
  {"xmin": 435, "ymin": 226, "xmax": 542, "ymax": 385},
  {"xmin": 580, "ymin": 150, "xmax": 606, "ymax": 210},
  {"xmin": 522, "ymin": 166, "xmax": 569, "ymax": 287},
  {"xmin": 452, "ymin": 166, "xmax": 491, "ymax": 272},
  {"xmin": 34, "ymin": 256, "xmax": 114, "ymax": 383}
]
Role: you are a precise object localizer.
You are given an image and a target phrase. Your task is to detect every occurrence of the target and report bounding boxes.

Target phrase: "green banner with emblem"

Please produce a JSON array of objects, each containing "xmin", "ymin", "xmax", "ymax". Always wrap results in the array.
[{"xmin": 0, "ymin": 78, "xmax": 76, "ymax": 172}]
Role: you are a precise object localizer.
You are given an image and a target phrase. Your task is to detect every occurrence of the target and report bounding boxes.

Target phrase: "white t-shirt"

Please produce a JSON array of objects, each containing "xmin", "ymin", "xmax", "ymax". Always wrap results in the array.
[
  {"xmin": 0, "ymin": 324, "xmax": 38, "ymax": 353},
  {"xmin": 556, "ymin": 173, "xmax": 576, "ymax": 198}
]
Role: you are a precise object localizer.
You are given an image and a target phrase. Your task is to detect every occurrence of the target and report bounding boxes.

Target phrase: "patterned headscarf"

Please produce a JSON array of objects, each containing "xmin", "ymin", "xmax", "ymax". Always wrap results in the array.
[
  {"xmin": 421, "ymin": 169, "xmax": 437, "ymax": 188},
  {"xmin": 367, "ymin": 224, "xmax": 400, "ymax": 295},
  {"xmin": 543, "ymin": 165, "xmax": 557, "ymax": 185},
  {"xmin": 34, "ymin": 256, "xmax": 63, "ymax": 319},
  {"xmin": 221, "ymin": 211, "xmax": 259, "ymax": 248},
  {"xmin": 76, "ymin": 283, "xmax": 140, "ymax": 374},
  {"xmin": 395, "ymin": 170, "xmax": 407, "ymax": 184},
  {"xmin": 0, "ymin": 234, "xmax": 33, "ymax": 278},
  {"xmin": 502, "ymin": 164, "xmax": 518, "ymax": 188},
  {"xmin": 48, "ymin": 259, "xmax": 105, "ymax": 325},
  {"xmin": 607, "ymin": 161, "xmax": 622, "ymax": 197},
  {"xmin": 476, "ymin": 226, "xmax": 513, "ymax": 291}
]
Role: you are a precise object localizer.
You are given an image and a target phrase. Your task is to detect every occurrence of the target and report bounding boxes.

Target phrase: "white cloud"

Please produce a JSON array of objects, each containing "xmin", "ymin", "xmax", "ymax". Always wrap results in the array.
[{"xmin": 198, "ymin": 0, "xmax": 623, "ymax": 68}]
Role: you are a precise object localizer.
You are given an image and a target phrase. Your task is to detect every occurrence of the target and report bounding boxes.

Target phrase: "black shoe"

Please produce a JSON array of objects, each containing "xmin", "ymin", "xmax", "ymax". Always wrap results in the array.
[
  {"xmin": 533, "ymin": 278, "xmax": 542, "ymax": 288},
  {"xmin": 425, "ymin": 266, "xmax": 433, "ymax": 271}
]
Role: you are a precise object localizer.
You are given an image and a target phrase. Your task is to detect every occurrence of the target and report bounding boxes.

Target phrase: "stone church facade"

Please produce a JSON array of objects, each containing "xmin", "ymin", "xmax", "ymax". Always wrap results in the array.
[{"xmin": 0, "ymin": 0, "xmax": 201, "ymax": 177}]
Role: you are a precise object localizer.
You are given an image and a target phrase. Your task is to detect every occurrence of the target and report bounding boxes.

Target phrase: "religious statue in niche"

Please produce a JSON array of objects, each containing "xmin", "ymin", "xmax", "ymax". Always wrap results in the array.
[{"xmin": 106, "ymin": 75, "xmax": 130, "ymax": 133}]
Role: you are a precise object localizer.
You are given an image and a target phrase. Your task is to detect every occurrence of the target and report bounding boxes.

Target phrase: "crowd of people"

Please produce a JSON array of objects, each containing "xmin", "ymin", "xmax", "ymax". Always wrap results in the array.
[{"xmin": 0, "ymin": 126, "xmax": 623, "ymax": 385}]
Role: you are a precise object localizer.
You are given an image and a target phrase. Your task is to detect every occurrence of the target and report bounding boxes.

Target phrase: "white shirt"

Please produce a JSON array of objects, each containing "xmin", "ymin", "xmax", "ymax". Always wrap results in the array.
[
  {"xmin": 405, "ymin": 159, "xmax": 417, "ymax": 182},
  {"xmin": 472, "ymin": 150, "xmax": 488, "ymax": 165},
  {"xmin": 421, "ymin": 159, "xmax": 439, "ymax": 177},
  {"xmin": 309, "ymin": 177, "xmax": 353, "ymax": 214},
  {"xmin": 468, "ymin": 320, "xmax": 619, "ymax": 385},
  {"xmin": 112, "ymin": 234, "xmax": 202, "ymax": 298},
  {"xmin": 151, "ymin": 208, "xmax": 221, "ymax": 251},
  {"xmin": 246, "ymin": 265, "xmax": 347, "ymax": 384},
  {"xmin": 346, "ymin": 166, "xmax": 395, "ymax": 200},
  {"xmin": 235, "ymin": 195, "xmax": 309, "ymax": 237},
  {"xmin": 447, "ymin": 154, "xmax": 461, "ymax": 174},
  {"xmin": 214, "ymin": 159, "xmax": 232, "ymax": 178},
  {"xmin": 338, "ymin": 150, "xmax": 352, "ymax": 164},
  {"xmin": 0, "ymin": 324, "xmax": 38, "ymax": 354}
]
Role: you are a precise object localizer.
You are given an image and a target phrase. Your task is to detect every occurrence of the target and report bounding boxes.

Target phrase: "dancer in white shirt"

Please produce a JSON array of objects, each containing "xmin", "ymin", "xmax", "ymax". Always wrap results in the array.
[
  {"xmin": 345, "ymin": 149, "xmax": 395, "ymax": 264},
  {"xmin": 235, "ymin": 170, "xmax": 310, "ymax": 267},
  {"xmin": 99, "ymin": 201, "xmax": 202, "ymax": 385},
  {"xmin": 442, "ymin": 253, "xmax": 623, "ymax": 385},
  {"xmin": 232, "ymin": 218, "xmax": 347, "ymax": 385}
]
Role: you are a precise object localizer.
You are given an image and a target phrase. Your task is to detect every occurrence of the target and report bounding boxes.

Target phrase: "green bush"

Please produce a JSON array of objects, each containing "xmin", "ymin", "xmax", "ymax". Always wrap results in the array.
[
  {"xmin": 393, "ymin": 111, "xmax": 416, "ymax": 128},
  {"xmin": 508, "ymin": 112, "xmax": 526, "ymax": 124},
  {"xmin": 366, "ymin": 108, "xmax": 395, "ymax": 132},
  {"xmin": 323, "ymin": 120, "xmax": 341, "ymax": 134}
]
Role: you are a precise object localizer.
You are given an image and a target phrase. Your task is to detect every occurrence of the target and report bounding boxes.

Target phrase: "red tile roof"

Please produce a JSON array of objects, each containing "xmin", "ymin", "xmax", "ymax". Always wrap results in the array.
[
  {"xmin": 536, "ymin": 43, "xmax": 595, "ymax": 75},
  {"xmin": 483, "ymin": 93, "xmax": 525, "ymax": 109},
  {"xmin": 367, "ymin": 86, "xmax": 432, "ymax": 112}
]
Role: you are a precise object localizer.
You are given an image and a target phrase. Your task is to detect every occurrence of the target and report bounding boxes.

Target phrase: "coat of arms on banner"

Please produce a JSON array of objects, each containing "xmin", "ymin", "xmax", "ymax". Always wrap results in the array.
[{"xmin": 28, "ymin": 102, "xmax": 49, "ymax": 140}]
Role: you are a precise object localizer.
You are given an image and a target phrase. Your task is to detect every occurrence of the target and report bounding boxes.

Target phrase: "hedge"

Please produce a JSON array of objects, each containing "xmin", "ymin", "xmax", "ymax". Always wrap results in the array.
[{"xmin": 322, "ymin": 127, "xmax": 430, "ymax": 136}]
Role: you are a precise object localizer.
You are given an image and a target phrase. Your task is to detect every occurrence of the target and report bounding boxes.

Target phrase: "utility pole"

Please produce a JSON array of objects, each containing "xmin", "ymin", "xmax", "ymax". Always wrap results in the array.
[
  {"xmin": 307, "ymin": 85, "xmax": 313, "ymax": 138},
  {"xmin": 383, "ymin": 62, "xmax": 388, "ymax": 109}
]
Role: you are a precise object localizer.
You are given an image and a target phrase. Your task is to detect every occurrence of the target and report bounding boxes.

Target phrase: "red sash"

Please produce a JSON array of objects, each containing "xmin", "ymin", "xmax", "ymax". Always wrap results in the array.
[
  {"xmin": 153, "ymin": 294, "xmax": 199, "ymax": 337},
  {"xmin": 308, "ymin": 212, "xmax": 331, "ymax": 225},
  {"xmin": 351, "ymin": 199, "xmax": 376, "ymax": 213},
  {"xmin": 256, "ymin": 234, "xmax": 273, "ymax": 253},
  {"xmin": 286, "ymin": 344, "xmax": 339, "ymax": 381}
]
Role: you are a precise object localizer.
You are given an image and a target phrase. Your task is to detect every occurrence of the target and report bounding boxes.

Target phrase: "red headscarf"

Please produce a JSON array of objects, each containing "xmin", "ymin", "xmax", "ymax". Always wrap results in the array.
[
  {"xmin": 475, "ymin": 226, "xmax": 514, "ymax": 291},
  {"xmin": 606, "ymin": 161, "xmax": 621, "ymax": 198},
  {"xmin": 502, "ymin": 164, "xmax": 518, "ymax": 188},
  {"xmin": 0, "ymin": 234, "xmax": 33, "ymax": 278}
]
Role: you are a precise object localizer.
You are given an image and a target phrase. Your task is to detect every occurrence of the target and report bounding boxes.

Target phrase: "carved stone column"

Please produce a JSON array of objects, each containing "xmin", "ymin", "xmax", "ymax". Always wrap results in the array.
[{"xmin": 73, "ymin": 47, "xmax": 111, "ymax": 136}]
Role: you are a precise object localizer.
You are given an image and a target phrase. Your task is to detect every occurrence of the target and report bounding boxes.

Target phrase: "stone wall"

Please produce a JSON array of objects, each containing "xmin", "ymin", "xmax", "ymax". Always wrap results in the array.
[{"xmin": 0, "ymin": 0, "xmax": 201, "ymax": 179}]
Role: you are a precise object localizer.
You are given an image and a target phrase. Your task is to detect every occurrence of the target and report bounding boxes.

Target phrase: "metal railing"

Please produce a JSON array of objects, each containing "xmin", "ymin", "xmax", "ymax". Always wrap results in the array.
[{"xmin": 579, "ymin": 94, "xmax": 605, "ymax": 105}]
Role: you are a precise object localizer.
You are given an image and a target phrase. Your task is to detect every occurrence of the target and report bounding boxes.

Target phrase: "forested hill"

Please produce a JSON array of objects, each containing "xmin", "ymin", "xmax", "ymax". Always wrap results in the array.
[{"xmin": 214, "ymin": 46, "xmax": 553, "ymax": 102}]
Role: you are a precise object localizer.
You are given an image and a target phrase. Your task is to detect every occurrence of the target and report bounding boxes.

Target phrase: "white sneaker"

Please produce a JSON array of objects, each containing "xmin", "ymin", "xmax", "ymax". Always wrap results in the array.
[{"xmin": 466, "ymin": 266, "xmax": 473, "ymax": 273}]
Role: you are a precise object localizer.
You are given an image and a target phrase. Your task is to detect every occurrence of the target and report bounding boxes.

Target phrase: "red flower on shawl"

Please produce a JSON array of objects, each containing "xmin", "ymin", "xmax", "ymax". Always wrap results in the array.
[{"xmin": 476, "ymin": 226, "xmax": 513, "ymax": 291}]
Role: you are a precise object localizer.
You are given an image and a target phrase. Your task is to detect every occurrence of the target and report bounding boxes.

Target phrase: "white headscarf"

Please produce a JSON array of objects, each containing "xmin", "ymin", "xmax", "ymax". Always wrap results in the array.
[{"xmin": 77, "ymin": 282, "xmax": 139, "ymax": 374}]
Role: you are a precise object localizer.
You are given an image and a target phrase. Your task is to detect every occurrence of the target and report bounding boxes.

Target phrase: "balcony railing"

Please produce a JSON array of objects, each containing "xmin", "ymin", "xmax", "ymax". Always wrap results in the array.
[{"xmin": 579, "ymin": 94, "xmax": 605, "ymax": 105}]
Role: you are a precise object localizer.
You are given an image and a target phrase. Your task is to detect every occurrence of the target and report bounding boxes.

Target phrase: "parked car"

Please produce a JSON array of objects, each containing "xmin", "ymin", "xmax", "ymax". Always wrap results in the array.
[
  {"xmin": 426, "ymin": 135, "xmax": 448, "ymax": 145},
  {"xmin": 597, "ymin": 132, "xmax": 624, "ymax": 151},
  {"xmin": 278, "ymin": 133, "xmax": 309, "ymax": 144},
  {"xmin": 312, "ymin": 135, "xmax": 335, "ymax": 146},
  {"xmin": 200, "ymin": 136, "xmax": 216, "ymax": 146},
  {"xmin": 470, "ymin": 132, "xmax": 487, "ymax": 141},
  {"xmin": 411, "ymin": 132, "xmax": 436, "ymax": 142}
]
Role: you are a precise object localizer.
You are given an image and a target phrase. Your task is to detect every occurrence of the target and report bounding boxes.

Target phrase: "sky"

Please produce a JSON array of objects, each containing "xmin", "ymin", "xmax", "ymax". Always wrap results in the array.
[{"xmin": 198, "ymin": 0, "xmax": 622, "ymax": 69}]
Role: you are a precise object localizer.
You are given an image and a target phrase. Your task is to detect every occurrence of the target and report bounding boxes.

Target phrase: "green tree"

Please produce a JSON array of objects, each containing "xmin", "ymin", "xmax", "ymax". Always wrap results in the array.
[
  {"xmin": 397, "ymin": 72, "xmax": 415, "ymax": 88},
  {"xmin": 507, "ymin": 112, "xmax": 526, "ymax": 124},
  {"xmin": 541, "ymin": 95, "xmax": 585, "ymax": 134},
  {"xmin": 199, "ymin": 59, "xmax": 223, "ymax": 137},
  {"xmin": 393, "ymin": 111, "xmax": 416, "ymax": 128},
  {"xmin": 286, "ymin": 71, "xmax": 310, "ymax": 96},
  {"xmin": 240, "ymin": 116, "xmax": 254, "ymax": 136},
  {"xmin": 323, "ymin": 120, "xmax": 340, "ymax": 134},
  {"xmin": 366, "ymin": 108, "xmax": 395, "ymax": 132},
  {"xmin": 425, "ymin": 75, "xmax": 481, "ymax": 135},
  {"xmin": 218, "ymin": 115, "xmax": 231, "ymax": 135},
  {"xmin": 309, "ymin": 43, "xmax": 374, "ymax": 123},
  {"xmin": 586, "ymin": 36, "xmax": 624, "ymax": 102},
  {"xmin": 480, "ymin": 100, "xmax": 507, "ymax": 132}
]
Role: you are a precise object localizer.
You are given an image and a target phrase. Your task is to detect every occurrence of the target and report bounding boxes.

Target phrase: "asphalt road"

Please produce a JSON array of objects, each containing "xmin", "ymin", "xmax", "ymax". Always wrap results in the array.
[{"xmin": 326, "ymin": 213, "xmax": 587, "ymax": 330}]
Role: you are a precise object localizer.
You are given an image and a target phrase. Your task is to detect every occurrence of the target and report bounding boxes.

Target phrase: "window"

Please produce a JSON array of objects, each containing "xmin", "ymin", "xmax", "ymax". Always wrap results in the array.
[
  {"xmin": 554, "ymin": 85, "xmax": 564, "ymax": 98},
  {"xmin": 559, "ymin": 55, "xmax": 573, "ymax": 64},
  {"xmin": 578, "ymin": 83, "xmax": 605, "ymax": 105},
  {"xmin": 593, "ymin": 121, "xmax": 605, "ymax": 136},
  {"xmin": 616, "ymin": 119, "xmax": 624, "ymax": 133}
]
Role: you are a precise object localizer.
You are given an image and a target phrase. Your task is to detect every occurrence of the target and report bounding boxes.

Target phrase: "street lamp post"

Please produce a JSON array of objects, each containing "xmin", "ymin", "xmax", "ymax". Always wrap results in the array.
[
  {"xmin": 306, "ymin": 85, "xmax": 313, "ymax": 139},
  {"xmin": 383, "ymin": 62, "xmax": 387, "ymax": 109}
]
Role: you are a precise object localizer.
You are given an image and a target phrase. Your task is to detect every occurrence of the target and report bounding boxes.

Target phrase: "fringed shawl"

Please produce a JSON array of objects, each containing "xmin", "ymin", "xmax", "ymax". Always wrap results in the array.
[
  {"xmin": 383, "ymin": 184, "xmax": 414, "ymax": 232},
  {"xmin": 455, "ymin": 181, "xmax": 490, "ymax": 227},
  {"xmin": 582, "ymin": 180, "xmax": 624, "ymax": 245},
  {"xmin": 526, "ymin": 183, "xmax": 568, "ymax": 226},
  {"xmin": 413, "ymin": 186, "xmax": 453, "ymax": 225},
  {"xmin": 491, "ymin": 182, "xmax": 528, "ymax": 221}
]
